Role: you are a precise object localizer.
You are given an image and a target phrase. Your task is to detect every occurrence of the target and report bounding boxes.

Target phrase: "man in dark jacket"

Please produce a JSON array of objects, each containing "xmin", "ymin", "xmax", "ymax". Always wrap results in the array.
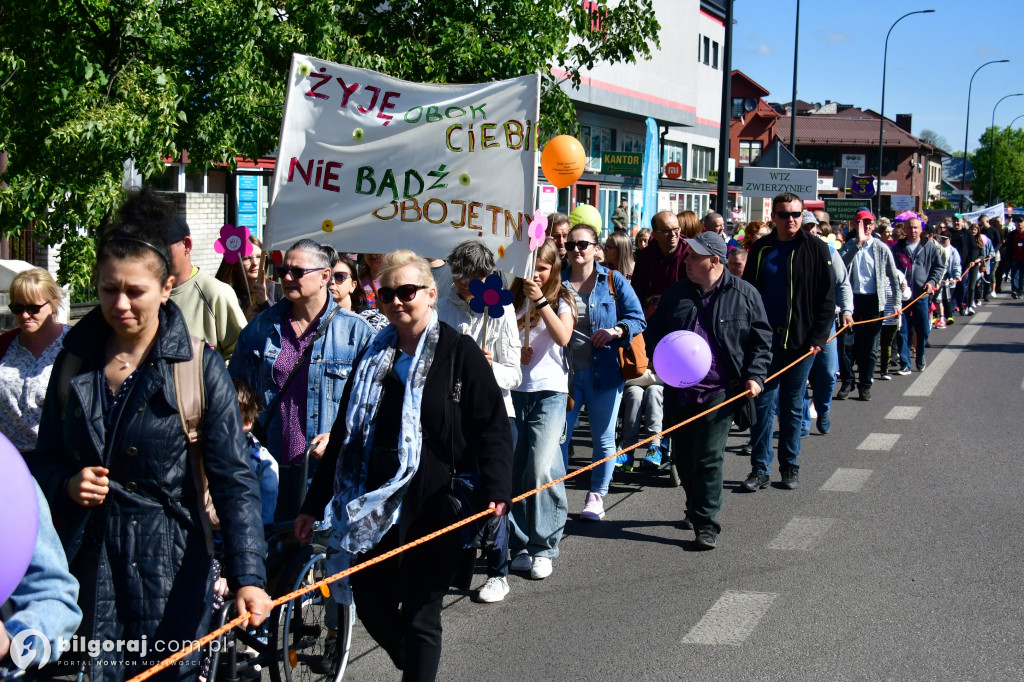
[
  {"xmin": 890, "ymin": 216, "xmax": 946, "ymax": 372},
  {"xmin": 741, "ymin": 192, "xmax": 836, "ymax": 491},
  {"xmin": 647, "ymin": 232, "xmax": 771, "ymax": 549}
]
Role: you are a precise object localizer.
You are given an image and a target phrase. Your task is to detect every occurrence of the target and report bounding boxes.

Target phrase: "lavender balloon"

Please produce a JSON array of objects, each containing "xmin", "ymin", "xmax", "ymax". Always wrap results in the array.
[
  {"xmin": 653, "ymin": 330, "xmax": 713, "ymax": 388},
  {"xmin": 0, "ymin": 433, "xmax": 39, "ymax": 604}
]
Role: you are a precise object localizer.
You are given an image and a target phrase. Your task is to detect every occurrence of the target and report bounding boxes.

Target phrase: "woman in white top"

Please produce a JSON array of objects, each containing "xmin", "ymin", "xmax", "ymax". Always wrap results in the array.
[
  {"xmin": 508, "ymin": 239, "xmax": 575, "ymax": 580},
  {"xmin": 0, "ymin": 268, "xmax": 69, "ymax": 454}
]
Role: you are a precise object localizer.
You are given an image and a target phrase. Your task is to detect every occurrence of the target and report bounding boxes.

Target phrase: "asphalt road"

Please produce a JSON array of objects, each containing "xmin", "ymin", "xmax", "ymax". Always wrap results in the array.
[{"xmin": 340, "ymin": 296, "xmax": 1024, "ymax": 681}]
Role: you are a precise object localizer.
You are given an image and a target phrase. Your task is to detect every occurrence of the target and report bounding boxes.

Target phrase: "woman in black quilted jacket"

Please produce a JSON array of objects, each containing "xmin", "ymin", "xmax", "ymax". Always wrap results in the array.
[{"xmin": 30, "ymin": 190, "xmax": 272, "ymax": 681}]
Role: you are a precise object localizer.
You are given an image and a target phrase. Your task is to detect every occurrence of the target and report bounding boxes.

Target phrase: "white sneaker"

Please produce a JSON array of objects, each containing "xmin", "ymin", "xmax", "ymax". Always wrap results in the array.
[
  {"xmin": 991, "ymin": 291, "xmax": 999, "ymax": 298},
  {"xmin": 476, "ymin": 576, "xmax": 509, "ymax": 603},
  {"xmin": 510, "ymin": 552, "xmax": 532, "ymax": 572},
  {"xmin": 580, "ymin": 492, "xmax": 605, "ymax": 521},
  {"xmin": 808, "ymin": 403, "xmax": 817, "ymax": 419},
  {"xmin": 530, "ymin": 556, "xmax": 553, "ymax": 580}
]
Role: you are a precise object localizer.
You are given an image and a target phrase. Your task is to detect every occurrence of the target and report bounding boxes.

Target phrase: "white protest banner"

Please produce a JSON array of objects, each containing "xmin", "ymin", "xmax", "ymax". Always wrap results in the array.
[
  {"xmin": 741, "ymin": 167, "xmax": 818, "ymax": 201},
  {"xmin": 266, "ymin": 54, "xmax": 541, "ymax": 277},
  {"xmin": 962, "ymin": 202, "xmax": 1005, "ymax": 223}
]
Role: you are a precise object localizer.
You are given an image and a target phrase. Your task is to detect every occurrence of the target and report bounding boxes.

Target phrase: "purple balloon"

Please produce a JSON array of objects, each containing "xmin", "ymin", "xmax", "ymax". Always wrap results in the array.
[
  {"xmin": 0, "ymin": 433, "xmax": 39, "ymax": 604},
  {"xmin": 653, "ymin": 330, "xmax": 713, "ymax": 388}
]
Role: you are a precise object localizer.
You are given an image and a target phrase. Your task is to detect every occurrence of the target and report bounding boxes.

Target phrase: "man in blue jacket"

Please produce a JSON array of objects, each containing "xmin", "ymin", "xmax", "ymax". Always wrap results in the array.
[
  {"xmin": 647, "ymin": 232, "xmax": 772, "ymax": 549},
  {"xmin": 741, "ymin": 193, "xmax": 836, "ymax": 491}
]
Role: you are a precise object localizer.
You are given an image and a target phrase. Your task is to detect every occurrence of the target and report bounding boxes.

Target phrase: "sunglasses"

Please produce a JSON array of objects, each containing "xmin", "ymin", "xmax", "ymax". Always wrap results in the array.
[
  {"xmin": 280, "ymin": 266, "xmax": 324, "ymax": 280},
  {"xmin": 565, "ymin": 240, "xmax": 595, "ymax": 251},
  {"xmin": 332, "ymin": 271, "xmax": 351, "ymax": 284},
  {"xmin": 775, "ymin": 211, "xmax": 803, "ymax": 220},
  {"xmin": 10, "ymin": 303, "xmax": 47, "ymax": 315},
  {"xmin": 379, "ymin": 284, "xmax": 428, "ymax": 304}
]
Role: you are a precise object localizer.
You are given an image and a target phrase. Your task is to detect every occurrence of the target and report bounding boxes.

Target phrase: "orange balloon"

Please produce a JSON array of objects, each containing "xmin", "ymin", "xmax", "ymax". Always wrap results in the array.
[{"xmin": 541, "ymin": 135, "xmax": 586, "ymax": 188}]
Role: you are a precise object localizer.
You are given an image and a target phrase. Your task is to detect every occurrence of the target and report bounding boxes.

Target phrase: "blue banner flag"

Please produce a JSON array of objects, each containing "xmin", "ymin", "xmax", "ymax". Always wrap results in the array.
[{"xmin": 641, "ymin": 117, "xmax": 659, "ymax": 231}]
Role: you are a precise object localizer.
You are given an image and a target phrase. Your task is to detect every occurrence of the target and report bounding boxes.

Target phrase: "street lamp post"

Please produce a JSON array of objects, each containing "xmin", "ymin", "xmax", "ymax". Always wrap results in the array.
[
  {"xmin": 960, "ymin": 59, "xmax": 1010, "ymax": 211},
  {"xmin": 876, "ymin": 9, "xmax": 934, "ymax": 216},
  {"xmin": 987, "ymin": 93, "xmax": 1023, "ymax": 205},
  {"xmin": 789, "ymin": 0, "xmax": 799, "ymax": 156}
]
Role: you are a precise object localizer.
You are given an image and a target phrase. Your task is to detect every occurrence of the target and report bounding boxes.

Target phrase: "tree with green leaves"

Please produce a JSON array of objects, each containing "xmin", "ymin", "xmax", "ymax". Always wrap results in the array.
[
  {"xmin": 970, "ymin": 126, "xmax": 1024, "ymax": 207},
  {"xmin": 0, "ymin": 0, "xmax": 660, "ymax": 296}
]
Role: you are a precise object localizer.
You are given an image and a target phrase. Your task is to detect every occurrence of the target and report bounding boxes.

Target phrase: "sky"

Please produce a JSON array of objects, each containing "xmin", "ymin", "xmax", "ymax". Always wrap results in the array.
[{"xmin": 731, "ymin": 0, "xmax": 1023, "ymax": 154}]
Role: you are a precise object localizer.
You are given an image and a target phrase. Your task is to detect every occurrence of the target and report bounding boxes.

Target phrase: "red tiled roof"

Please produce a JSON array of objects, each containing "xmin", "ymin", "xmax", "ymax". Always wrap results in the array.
[{"xmin": 776, "ymin": 115, "xmax": 924, "ymax": 148}]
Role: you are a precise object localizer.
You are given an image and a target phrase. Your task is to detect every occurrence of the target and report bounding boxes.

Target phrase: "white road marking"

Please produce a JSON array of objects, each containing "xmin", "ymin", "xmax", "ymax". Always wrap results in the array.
[
  {"xmin": 767, "ymin": 517, "xmax": 835, "ymax": 550},
  {"xmin": 885, "ymin": 406, "xmax": 921, "ymax": 420},
  {"xmin": 682, "ymin": 591, "xmax": 778, "ymax": 645},
  {"xmin": 820, "ymin": 468, "xmax": 873, "ymax": 492},
  {"xmin": 904, "ymin": 313, "xmax": 988, "ymax": 397},
  {"xmin": 856, "ymin": 433, "xmax": 901, "ymax": 450}
]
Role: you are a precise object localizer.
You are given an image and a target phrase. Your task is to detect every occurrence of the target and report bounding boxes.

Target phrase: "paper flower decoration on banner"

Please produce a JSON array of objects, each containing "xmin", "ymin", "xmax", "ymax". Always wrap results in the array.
[
  {"xmin": 214, "ymin": 224, "xmax": 253, "ymax": 264},
  {"xmin": 469, "ymin": 274, "xmax": 513, "ymax": 318},
  {"xmin": 528, "ymin": 209, "xmax": 547, "ymax": 251},
  {"xmin": 894, "ymin": 210, "xmax": 919, "ymax": 223}
]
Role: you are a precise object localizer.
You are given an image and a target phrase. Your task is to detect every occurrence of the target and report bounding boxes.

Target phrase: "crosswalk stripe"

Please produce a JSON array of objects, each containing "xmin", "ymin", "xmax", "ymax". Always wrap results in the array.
[
  {"xmin": 885, "ymin": 406, "xmax": 921, "ymax": 420},
  {"xmin": 682, "ymin": 590, "xmax": 778, "ymax": 645},
  {"xmin": 820, "ymin": 468, "xmax": 872, "ymax": 492},
  {"xmin": 856, "ymin": 433, "xmax": 901, "ymax": 450},
  {"xmin": 767, "ymin": 517, "xmax": 835, "ymax": 550}
]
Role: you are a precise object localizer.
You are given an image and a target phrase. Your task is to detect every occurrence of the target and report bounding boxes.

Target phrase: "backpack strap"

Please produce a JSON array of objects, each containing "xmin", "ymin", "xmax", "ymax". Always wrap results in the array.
[
  {"xmin": 57, "ymin": 353, "xmax": 83, "ymax": 413},
  {"xmin": 174, "ymin": 336, "xmax": 217, "ymax": 554}
]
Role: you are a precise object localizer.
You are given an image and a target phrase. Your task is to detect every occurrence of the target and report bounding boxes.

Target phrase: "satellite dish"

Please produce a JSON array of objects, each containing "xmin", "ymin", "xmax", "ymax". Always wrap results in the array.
[{"xmin": 743, "ymin": 98, "xmax": 757, "ymax": 112}]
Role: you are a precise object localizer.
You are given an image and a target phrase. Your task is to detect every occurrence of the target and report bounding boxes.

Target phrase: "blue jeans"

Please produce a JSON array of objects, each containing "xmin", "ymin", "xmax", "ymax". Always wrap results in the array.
[
  {"xmin": 801, "ymin": 325, "xmax": 838, "ymax": 435},
  {"xmin": 561, "ymin": 368, "xmax": 623, "ymax": 496},
  {"xmin": 510, "ymin": 391, "xmax": 568, "ymax": 559},
  {"xmin": 1011, "ymin": 261, "xmax": 1024, "ymax": 295},
  {"xmin": 620, "ymin": 384, "xmax": 664, "ymax": 451},
  {"xmin": 485, "ymin": 418, "xmax": 516, "ymax": 578},
  {"xmin": 899, "ymin": 295, "xmax": 930, "ymax": 370},
  {"xmin": 750, "ymin": 351, "xmax": 815, "ymax": 475}
]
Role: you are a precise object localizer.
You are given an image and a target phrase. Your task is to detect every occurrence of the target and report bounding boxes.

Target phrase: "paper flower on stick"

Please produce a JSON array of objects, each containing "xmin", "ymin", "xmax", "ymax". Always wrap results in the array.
[
  {"xmin": 528, "ymin": 209, "xmax": 546, "ymax": 251},
  {"xmin": 894, "ymin": 210, "xmax": 919, "ymax": 223},
  {"xmin": 469, "ymin": 274, "xmax": 513, "ymax": 318},
  {"xmin": 271, "ymin": 251, "xmax": 284, "ymax": 268},
  {"xmin": 214, "ymin": 224, "xmax": 252, "ymax": 264}
]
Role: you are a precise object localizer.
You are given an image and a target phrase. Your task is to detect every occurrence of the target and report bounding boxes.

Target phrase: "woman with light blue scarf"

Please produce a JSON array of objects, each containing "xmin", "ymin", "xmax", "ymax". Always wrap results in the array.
[{"xmin": 296, "ymin": 250, "xmax": 513, "ymax": 682}]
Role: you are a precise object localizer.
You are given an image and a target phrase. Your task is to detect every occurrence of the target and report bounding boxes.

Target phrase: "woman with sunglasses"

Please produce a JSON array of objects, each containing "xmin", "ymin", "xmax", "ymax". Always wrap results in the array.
[
  {"xmin": 0, "ymin": 268, "xmax": 69, "ymax": 455},
  {"xmin": 30, "ymin": 194, "xmax": 273, "ymax": 680},
  {"xmin": 214, "ymin": 234, "xmax": 282, "ymax": 321},
  {"xmin": 330, "ymin": 252, "xmax": 388, "ymax": 332},
  {"xmin": 297, "ymin": 250, "xmax": 512, "ymax": 682},
  {"xmin": 229, "ymin": 239, "xmax": 375, "ymax": 521},
  {"xmin": 562, "ymin": 222, "xmax": 645, "ymax": 521}
]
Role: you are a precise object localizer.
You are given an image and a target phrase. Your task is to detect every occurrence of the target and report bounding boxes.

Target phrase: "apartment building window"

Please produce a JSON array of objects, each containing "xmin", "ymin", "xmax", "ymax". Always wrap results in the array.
[
  {"xmin": 580, "ymin": 124, "xmax": 613, "ymax": 172},
  {"xmin": 738, "ymin": 140, "xmax": 762, "ymax": 165},
  {"xmin": 622, "ymin": 132, "xmax": 644, "ymax": 154},
  {"xmin": 692, "ymin": 145, "xmax": 715, "ymax": 180},
  {"xmin": 697, "ymin": 35, "xmax": 719, "ymax": 69}
]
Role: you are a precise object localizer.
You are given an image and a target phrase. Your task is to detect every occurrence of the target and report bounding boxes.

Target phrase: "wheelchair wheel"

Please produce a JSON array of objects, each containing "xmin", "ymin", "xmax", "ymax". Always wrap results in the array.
[{"xmin": 270, "ymin": 545, "xmax": 352, "ymax": 682}]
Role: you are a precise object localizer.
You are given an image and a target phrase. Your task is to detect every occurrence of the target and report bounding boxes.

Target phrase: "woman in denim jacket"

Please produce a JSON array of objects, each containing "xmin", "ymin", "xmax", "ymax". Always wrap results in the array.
[
  {"xmin": 561, "ymin": 223, "xmax": 646, "ymax": 521},
  {"xmin": 229, "ymin": 239, "xmax": 374, "ymax": 521}
]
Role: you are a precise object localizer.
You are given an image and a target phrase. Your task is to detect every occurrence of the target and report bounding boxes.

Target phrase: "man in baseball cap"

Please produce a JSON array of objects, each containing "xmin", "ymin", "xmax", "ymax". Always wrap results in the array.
[{"xmin": 646, "ymin": 228, "xmax": 771, "ymax": 548}]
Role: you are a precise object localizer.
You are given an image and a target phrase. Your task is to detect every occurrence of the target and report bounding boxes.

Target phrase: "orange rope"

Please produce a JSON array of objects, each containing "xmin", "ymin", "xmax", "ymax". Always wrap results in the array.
[{"xmin": 127, "ymin": 252, "xmax": 994, "ymax": 681}]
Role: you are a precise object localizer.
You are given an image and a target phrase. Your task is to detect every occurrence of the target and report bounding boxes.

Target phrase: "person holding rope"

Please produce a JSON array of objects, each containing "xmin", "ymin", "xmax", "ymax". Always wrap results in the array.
[
  {"xmin": 296, "ymin": 250, "xmax": 513, "ymax": 682},
  {"xmin": 890, "ymin": 216, "xmax": 946, "ymax": 373},
  {"xmin": 741, "ymin": 192, "xmax": 836, "ymax": 492},
  {"xmin": 30, "ymin": 196, "xmax": 273, "ymax": 680},
  {"xmin": 646, "ymin": 232, "xmax": 771, "ymax": 549}
]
